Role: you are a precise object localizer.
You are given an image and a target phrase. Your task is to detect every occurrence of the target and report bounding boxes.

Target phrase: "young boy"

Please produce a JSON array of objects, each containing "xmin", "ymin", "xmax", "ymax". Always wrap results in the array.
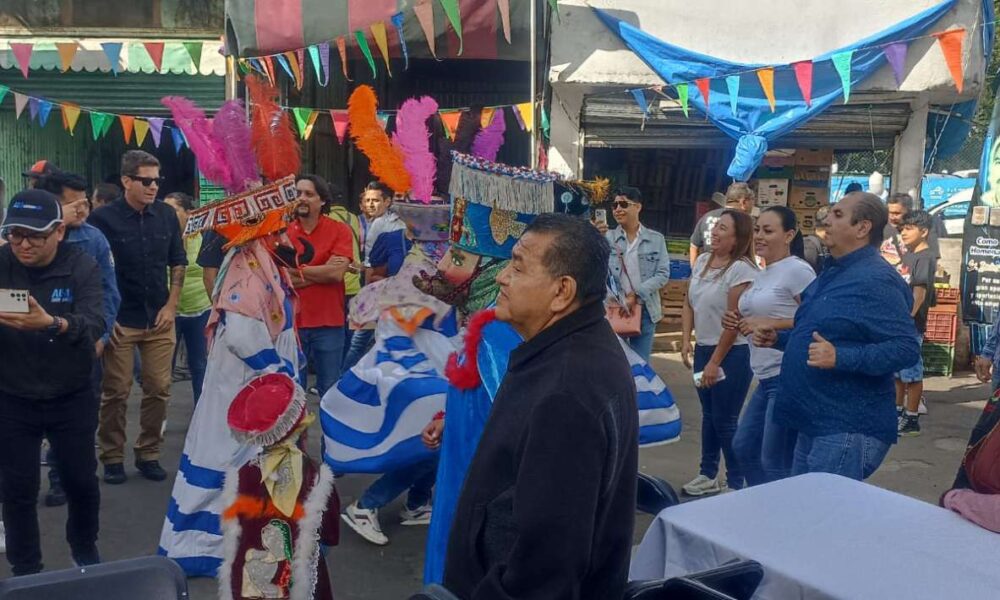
[{"xmin": 896, "ymin": 210, "xmax": 937, "ymax": 436}]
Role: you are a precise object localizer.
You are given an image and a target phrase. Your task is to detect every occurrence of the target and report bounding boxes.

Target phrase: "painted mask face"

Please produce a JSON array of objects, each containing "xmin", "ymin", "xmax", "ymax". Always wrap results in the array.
[{"xmin": 412, "ymin": 246, "xmax": 482, "ymax": 307}]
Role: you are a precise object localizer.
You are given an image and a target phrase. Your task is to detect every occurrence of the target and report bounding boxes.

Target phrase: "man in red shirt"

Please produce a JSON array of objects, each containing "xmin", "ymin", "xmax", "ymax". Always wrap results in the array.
[{"xmin": 287, "ymin": 176, "xmax": 354, "ymax": 396}]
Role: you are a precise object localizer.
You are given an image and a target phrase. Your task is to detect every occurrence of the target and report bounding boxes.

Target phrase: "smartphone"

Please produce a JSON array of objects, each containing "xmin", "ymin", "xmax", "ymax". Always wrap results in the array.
[
  {"xmin": 693, "ymin": 368, "xmax": 726, "ymax": 387},
  {"xmin": 594, "ymin": 208, "xmax": 608, "ymax": 225},
  {"xmin": 0, "ymin": 289, "xmax": 30, "ymax": 314}
]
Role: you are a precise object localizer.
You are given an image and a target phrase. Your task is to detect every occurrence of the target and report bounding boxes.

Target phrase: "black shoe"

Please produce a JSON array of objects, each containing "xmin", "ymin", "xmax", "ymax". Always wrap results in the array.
[
  {"xmin": 45, "ymin": 481, "xmax": 67, "ymax": 507},
  {"xmin": 899, "ymin": 414, "xmax": 921, "ymax": 437},
  {"xmin": 103, "ymin": 464, "xmax": 127, "ymax": 485},
  {"xmin": 71, "ymin": 545, "xmax": 101, "ymax": 567},
  {"xmin": 135, "ymin": 460, "xmax": 168, "ymax": 481}
]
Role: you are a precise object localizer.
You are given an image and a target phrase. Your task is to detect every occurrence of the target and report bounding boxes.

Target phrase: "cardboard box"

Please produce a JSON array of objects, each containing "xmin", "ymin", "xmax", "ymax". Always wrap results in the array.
[
  {"xmin": 755, "ymin": 165, "xmax": 795, "ymax": 180},
  {"xmin": 794, "ymin": 148, "xmax": 834, "ymax": 166},
  {"xmin": 762, "ymin": 151, "xmax": 795, "ymax": 167},
  {"xmin": 795, "ymin": 209, "xmax": 817, "ymax": 234},
  {"xmin": 789, "ymin": 186, "xmax": 830, "ymax": 209},
  {"xmin": 793, "ymin": 166, "xmax": 832, "ymax": 185},
  {"xmin": 755, "ymin": 179, "xmax": 789, "ymax": 207}
]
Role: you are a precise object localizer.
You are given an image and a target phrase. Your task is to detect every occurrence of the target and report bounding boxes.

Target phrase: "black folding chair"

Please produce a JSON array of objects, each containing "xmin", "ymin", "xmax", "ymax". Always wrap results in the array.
[
  {"xmin": 637, "ymin": 472, "xmax": 680, "ymax": 515},
  {"xmin": 625, "ymin": 560, "xmax": 764, "ymax": 600},
  {"xmin": 0, "ymin": 555, "xmax": 188, "ymax": 600}
]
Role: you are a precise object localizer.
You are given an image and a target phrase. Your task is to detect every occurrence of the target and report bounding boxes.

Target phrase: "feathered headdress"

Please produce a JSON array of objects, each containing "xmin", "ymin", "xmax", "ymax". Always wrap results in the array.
[
  {"xmin": 213, "ymin": 100, "xmax": 260, "ymax": 194},
  {"xmin": 161, "ymin": 96, "xmax": 233, "ymax": 190},
  {"xmin": 392, "ymin": 96, "xmax": 439, "ymax": 203},
  {"xmin": 246, "ymin": 76, "xmax": 301, "ymax": 182},
  {"xmin": 471, "ymin": 110, "xmax": 506, "ymax": 162},
  {"xmin": 348, "ymin": 85, "xmax": 411, "ymax": 195}
]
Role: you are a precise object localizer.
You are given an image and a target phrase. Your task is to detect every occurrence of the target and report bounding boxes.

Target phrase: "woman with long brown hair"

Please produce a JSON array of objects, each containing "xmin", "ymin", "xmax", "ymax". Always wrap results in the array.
[{"xmin": 681, "ymin": 209, "xmax": 758, "ymax": 495}]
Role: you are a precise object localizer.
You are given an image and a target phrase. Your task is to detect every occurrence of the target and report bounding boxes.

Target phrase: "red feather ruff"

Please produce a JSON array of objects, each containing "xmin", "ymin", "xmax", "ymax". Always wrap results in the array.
[
  {"xmin": 246, "ymin": 76, "xmax": 301, "ymax": 182},
  {"xmin": 445, "ymin": 309, "xmax": 498, "ymax": 390}
]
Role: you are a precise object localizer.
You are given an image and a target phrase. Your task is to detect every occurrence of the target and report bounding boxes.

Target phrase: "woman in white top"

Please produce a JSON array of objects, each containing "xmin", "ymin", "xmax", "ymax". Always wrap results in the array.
[
  {"xmin": 681, "ymin": 210, "xmax": 758, "ymax": 496},
  {"xmin": 725, "ymin": 206, "xmax": 816, "ymax": 486}
]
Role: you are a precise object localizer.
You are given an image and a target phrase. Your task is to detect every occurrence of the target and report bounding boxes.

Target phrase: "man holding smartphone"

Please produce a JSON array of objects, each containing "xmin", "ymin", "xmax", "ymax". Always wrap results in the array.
[{"xmin": 0, "ymin": 190, "xmax": 106, "ymax": 574}]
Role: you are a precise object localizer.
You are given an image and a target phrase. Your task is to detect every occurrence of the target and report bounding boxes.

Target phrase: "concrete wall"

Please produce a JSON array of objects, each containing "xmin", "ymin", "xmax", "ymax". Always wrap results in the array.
[{"xmin": 548, "ymin": 0, "xmax": 990, "ymax": 176}]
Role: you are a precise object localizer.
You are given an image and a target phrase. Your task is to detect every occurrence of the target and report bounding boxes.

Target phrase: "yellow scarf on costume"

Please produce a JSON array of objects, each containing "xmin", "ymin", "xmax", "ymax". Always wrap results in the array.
[{"xmin": 259, "ymin": 413, "xmax": 315, "ymax": 518}]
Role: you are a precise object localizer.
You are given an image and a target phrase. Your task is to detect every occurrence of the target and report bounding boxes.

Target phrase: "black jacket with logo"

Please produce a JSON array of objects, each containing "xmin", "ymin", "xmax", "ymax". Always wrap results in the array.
[
  {"xmin": 443, "ymin": 300, "xmax": 639, "ymax": 600},
  {"xmin": 0, "ymin": 243, "xmax": 104, "ymax": 399}
]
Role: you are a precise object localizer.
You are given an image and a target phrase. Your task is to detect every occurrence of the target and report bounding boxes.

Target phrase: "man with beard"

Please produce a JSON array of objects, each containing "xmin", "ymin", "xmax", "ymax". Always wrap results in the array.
[{"xmin": 287, "ymin": 176, "xmax": 354, "ymax": 396}]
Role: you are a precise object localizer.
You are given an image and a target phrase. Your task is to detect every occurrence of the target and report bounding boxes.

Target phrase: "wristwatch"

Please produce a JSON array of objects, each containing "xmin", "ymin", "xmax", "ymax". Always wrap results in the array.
[{"xmin": 46, "ymin": 316, "xmax": 63, "ymax": 336}]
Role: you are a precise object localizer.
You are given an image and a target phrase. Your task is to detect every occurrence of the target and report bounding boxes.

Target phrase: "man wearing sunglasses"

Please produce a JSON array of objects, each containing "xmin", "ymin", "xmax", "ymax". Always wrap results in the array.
[
  {"xmin": 0, "ymin": 190, "xmax": 106, "ymax": 574},
  {"xmin": 89, "ymin": 150, "xmax": 187, "ymax": 485}
]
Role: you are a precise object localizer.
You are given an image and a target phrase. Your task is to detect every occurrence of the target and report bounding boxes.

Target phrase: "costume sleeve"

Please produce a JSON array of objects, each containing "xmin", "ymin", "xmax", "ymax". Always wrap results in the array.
[
  {"xmin": 835, "ymin": 276, "xmax": 920, "ymax": 375},
  {"xmin": 320, "ymin": 483, "xmax": 341, "ymax": 547},
  {"xmin": 94, "ymin": 231, "xmax": 121, "ymax": 342},
  {"xmin": 197, "ymin": 231, "xmax": 227, "ymax": 269},
  {"xmin": 472, "ymin": 393, "xmax": 610, "ymax": 600},
  {"xmin": 942, "ymin": 488, "xmax": 1000, "ymax": 533}
]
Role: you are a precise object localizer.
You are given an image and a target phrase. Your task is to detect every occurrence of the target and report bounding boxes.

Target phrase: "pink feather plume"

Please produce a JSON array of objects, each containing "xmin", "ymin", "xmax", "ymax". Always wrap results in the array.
[
  {"xmin": 471, "ymin": 110, "xmax": 507, "ymax": 162},
  {"xmin": 213, "ymin": 100, "xmax": 259, "ymax": 194},
  {"xmin": 162, "ymin": 96, "xmax": 233, "ymax": 190},
  {"xmin": 392, "ymin": 96, "xmax": 439, "ymax": 203}
]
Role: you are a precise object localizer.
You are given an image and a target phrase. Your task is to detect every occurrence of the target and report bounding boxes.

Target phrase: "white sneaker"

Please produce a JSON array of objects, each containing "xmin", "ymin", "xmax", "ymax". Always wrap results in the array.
[
  {"xmin": 341, "ymin": 501, "xmax": 389, "ymax": 545},
  {"xmin": 682, "ymin": 475, "xmax": 721, "ymax": 497},
  {"xmin": 400, "ymin": 503, "xmax": 433, "ymax": 526},
  {"xmin": 0, "ymin": 520, "xmax": 6, "ymax": 553},
  {"xmin": 918, "ymin": 396, "xmax": 928, "ymax": 415}
]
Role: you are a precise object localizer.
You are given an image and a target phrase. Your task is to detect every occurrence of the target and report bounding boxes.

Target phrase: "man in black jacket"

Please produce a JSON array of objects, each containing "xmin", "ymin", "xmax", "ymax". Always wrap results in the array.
[
  {"xmin": 443, "ymin": 213, "xmax": 639, "ymax": 600},
  {"xmin": 0, "ymin": 190, "xmax": 105, "ymax": 574}
]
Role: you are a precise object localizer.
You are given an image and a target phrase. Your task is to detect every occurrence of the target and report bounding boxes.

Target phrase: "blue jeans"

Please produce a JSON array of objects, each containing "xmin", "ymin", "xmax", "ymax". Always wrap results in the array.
[
  {"xmin": 343, "ymin": 328, "xmax": 374, "ymax": 372},
  {"xmin": 625, "ymin": 306, "xmax": 655, "ymax": 362},
  {"xmin": 791, "ymin": 432, "xmax": 891, "ymax": 481},
  {"xmin": 359, "ymin": 458, "xmax": 438, "ymax": 511},
  {"xmin": 173, "ymin": 311, "xmax": 210, "ymax": 403},
  {"xmin": 694, "ymin": 344, "xmax": 753, "ymax": 488},
  {"xmin": 299, "ymin": 326, "xmax": 346, "ymax": 397},
  {"xmin": 732, "ymin": 376, "xmax": 797, "ymax": 486}
]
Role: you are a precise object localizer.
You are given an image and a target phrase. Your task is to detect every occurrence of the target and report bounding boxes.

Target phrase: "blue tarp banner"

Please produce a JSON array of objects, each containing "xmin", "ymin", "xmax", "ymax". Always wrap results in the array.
[{"xmin": 593, "ymin": 0, "xmax": 958, "ymax": 181}]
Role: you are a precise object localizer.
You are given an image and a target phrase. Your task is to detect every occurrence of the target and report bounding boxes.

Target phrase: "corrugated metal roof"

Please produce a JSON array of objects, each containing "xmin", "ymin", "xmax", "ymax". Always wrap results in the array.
[{"xmin": 582, "ymin": 93, "xmax": 915, "ymax": 151}]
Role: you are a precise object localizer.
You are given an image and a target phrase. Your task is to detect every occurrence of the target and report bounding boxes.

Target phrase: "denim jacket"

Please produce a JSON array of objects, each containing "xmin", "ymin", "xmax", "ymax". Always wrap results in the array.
[{"xmin": 606, "ymin": 226, "xmax": 670, "ymax": 323}]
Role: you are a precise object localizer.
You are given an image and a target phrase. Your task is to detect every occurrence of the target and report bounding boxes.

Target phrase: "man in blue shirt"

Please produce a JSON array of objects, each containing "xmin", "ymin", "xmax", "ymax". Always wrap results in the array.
[{"xmin": 755, "ymin": 192, "xmax": 920, "ymax": 480}]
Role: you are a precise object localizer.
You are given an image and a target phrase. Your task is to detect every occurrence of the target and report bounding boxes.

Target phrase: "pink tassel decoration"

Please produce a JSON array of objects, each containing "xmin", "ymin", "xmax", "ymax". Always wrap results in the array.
[
  {"xmin": 392, "ymin": 96, "xmax": 439, "ymax": 203},
  {"xmin": 471, "ymin": 109, "xmax": 507, "ymax": 162},
  {"xmin": 213, "ymin": 100, "xmax": 259, "ymax": 194},
  {"xmin": 162, "ymin": 96, "xmax": 233, "ymax": 189}
]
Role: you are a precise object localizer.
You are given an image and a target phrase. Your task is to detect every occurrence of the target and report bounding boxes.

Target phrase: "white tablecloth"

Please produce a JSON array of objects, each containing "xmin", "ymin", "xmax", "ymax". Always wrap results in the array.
[{"xmin": 630, "ymin": 473, "xmax": 1000, "ymax": 599}]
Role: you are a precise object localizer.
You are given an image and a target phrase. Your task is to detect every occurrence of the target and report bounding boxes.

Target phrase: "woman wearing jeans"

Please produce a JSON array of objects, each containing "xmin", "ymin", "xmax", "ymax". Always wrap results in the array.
[
  {"xmin": 726, "ymin": 207, "xmax": 815, "ymax": 486},
  {"xmin": 681, "ymin": 210, "xmax": 757, "ymax": 495}
]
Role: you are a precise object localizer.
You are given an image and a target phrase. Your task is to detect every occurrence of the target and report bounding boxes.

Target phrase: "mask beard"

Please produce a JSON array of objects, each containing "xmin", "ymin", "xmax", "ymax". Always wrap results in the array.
[{"xmin": 413, "ymin": 269, "xmax": 470, "ymax": 308}]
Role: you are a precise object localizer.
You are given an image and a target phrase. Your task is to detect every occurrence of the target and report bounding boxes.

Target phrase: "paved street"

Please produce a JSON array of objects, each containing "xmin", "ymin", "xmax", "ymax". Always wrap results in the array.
[{"xmin": 0, "ymin": 352, "xmax": 988, "ymax": 598}]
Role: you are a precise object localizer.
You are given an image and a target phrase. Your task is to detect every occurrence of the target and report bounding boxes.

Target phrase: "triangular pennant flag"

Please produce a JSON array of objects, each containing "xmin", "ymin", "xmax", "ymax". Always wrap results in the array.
[
  {"xmin": 102, "ymin": 112, "xmax": 114, "ymax": 136},
  {"xmin": 336, "ymin": 37, "xmax": 352, "ymax": 81},
  {"xmin": 355, "ymin": 30, "xmax": 378, "ymax": 78},
  {"xmin": 0, "ymin": 85, "xmax": 8, "ymax": 105},
  {"xmin": 439, "ymin": 0, "xmax": 464, "ymax": 55},
  {"xmin": 28, "ymin": 98, "xmax": 39, "ymax": 121},
  {"xmin": 371, "ymin": 22, "xmax": 392, "ymax": 76},
  {"xmin": 309, "ymin": 44, "xmax": 330, "ymax": 86},
  {"xmin": 182, "ymin": 42, "xmax": 203, "ymax": 71},
  {"xmin": 330, "ymin": 110, "xmax": 349, "ymax": 144},
  {"xmin": 37, "ymin": 100, "xmax": 53, "ymax": 127},
  {"xmin": 10, "ymin": 43, "xmax": 33, "ymax": 79},
  {"xmin": 630, "ymin": 89, "xmax": 650, "ymax": 114},
  {"xmin": 540, "ymin": 108, "xmax": 550, "ymax": 139},
  {"xmin": 511, "ymin": 104, "xmax": 526, "ymax": 131},
  {"xmin": 14, "ymin": 93, "xmax": 28, "ymax": 119},
  {"xmin": 725, "ymin": 75, "xmax": 740, "ymax": 116},
  {"xmin": 883, "ymin": 42, "xmax": 908, "ymax": 87},
  {"xmin": 143, "ymin": 42, "xmax": 165, "ymax": 72},
  {"xmin": 171, "ymin": 127, "xmax": 186, "ymax": 155},
  {"xmin": 120, "ymin": 115, "xmax": 135, "ymax": 143},
  {"xmin": 516, "ymin": 102, "xmax": 534, "ymax": 132},
  {"xmin": 480, "ymin": 107, "xmax": 497, "ymax": 128},
  {"xmin": 792, "ymin": 61, "xmax": 813, "ymax": 107},
  {"xmin": 756, "ymin": 67, "xmax": 776, "ymax": 112},
  {"xmin": 676, "ymin": 83, "xmax": 689, "ymax": 117},
  {"xmin": 101, "ymin": 42, "xmax": 123, "ymax": 76},
  {"xmin": 134, "ymin": 118, "xmax": 150, "ymax": 146},
  {"xmin": 293, "ymin": 108, "xmax": 317, "ymax": 139},
  {"xmin": 440, "ymin": 111, "xmax": 462, "ymax": 139},
  {"xmin": 56, "ymin": 42, "xmax": 78, "ymax": 72},
  {"xmin": 934, "ymin": 29, "xmax": 966, "ymax": 93},
  {"xmin": 89, "ymin": 112, "xmax": 108, "ymax": 140},
  {"xmin": 391, "ymin": 13, "xmax": 410, "ymax": 70},
  {"xmin": 61, "ymin": 104, "xmax": 81, "ymax": 135},
  {"xmin": 275, "ymin": 53, "xmax": 295, "ymax": 80},
  {"xmin": 148, "ymin": 117, "xmax": 165, "ymax": 147},
  {"xmin": 498, "ymin": 0, "xmax": 512, "ymax": 44},
  {"xmin": 283, "ymin": 51, "xmax": 303, "ymax": 89},
  {"xmin": 414, "ymin": 0, "xmax": 437, "ymax": 59},
  {"xmin": 831, "ymin": 50, "xmax": 854, "ymax": 102},
  {"xmin": 695, "ymin": 78, "xmax": 711, "ymax": 112},
  {"xmin": 261, "ymin": 56, "xmax": 277, "ymax": 86},
  {"xmin": 547, "ymin": 0, "xmax": 559, "ymax": 22},
  {"xmin": 377, "ymin": 111, "xmax": 391, "ymax": 130}
]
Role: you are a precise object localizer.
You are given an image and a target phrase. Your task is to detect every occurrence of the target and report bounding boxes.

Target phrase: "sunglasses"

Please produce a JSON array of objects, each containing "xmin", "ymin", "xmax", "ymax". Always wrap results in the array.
[
  {"xmin": 613, "ymin": 200, "xmax": 637, "ymax": 210},
  {"xmin": 128, "ymin": 175, "xmax": 164, "ymax": 187}
]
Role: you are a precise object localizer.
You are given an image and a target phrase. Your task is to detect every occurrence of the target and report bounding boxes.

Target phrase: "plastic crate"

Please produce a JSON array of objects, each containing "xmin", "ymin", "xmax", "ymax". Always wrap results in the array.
[
  {"xmin": 923, "ymin": 312, "xmax": 957, "ymax": 344},
  {"xmin": 669, "ymin": 260, "xmax": 692, "ymax": 281},
  {"xmin": 922, "ymin": 342, "xmax": 955, "ymax": 376},
  {"xmin": 935, "ymin": 287, "xmax": 960, "ymax": 304}
]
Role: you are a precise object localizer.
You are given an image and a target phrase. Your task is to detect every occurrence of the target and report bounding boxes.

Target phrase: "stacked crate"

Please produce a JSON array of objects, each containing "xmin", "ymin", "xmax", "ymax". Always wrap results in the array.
[
  {"xmin": 751, "ymin": 149, "xmax": 833, "ymax": 233},
  {"xmin": 922, "ymin": 286, "xmax": 959, "ymax": 376},
  {"xmin": 660, "ymin": 278, "xmax": 689, "ymax": 323}
]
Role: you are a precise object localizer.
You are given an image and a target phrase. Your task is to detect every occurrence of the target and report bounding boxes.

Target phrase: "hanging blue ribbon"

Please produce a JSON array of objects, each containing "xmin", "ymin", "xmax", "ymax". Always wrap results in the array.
[
  {"xmin": 593, "ymin": 0, "xmax": 958, "ymax": 181},
  {"xmin": 391, "ymin": 12, "xmax": 409, "ymax": 70}
]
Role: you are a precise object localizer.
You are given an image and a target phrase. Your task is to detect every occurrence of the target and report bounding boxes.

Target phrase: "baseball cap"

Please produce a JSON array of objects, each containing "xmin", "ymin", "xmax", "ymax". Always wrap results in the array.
[
  {"xmin": 1, "ymin": 190, "xmax": 63, "ymax": 232},
  {"xmin": 22, "ymin": 160, "xmax": 59, "ymax": 180}
]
